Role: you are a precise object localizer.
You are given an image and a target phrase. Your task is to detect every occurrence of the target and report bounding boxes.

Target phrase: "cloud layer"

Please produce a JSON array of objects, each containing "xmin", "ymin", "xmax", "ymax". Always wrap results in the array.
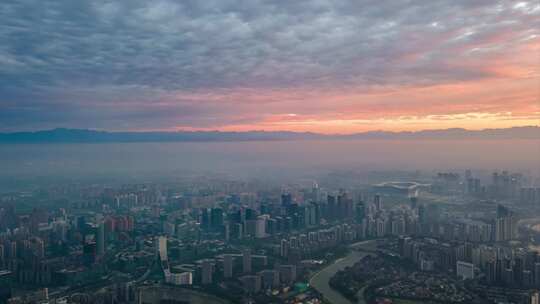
[{"xmin": 1, "ymin": 0, "xmax": 539, "ymax": 132}]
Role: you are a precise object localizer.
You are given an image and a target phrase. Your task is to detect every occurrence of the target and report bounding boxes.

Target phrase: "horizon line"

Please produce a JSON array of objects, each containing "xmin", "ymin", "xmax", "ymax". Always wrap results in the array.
[{"xmin": 2, "ymin": 125, "xmax": 539, "ymax": 136}]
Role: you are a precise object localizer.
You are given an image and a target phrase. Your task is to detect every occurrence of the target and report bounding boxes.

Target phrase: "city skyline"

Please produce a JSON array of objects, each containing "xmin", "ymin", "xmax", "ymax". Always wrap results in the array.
[
  {"xmin": 1, "ymin": 1, "xmax": 539, "ymax": 133},
  {"xmin": 2, "ymin": 2, "xmax": 540, "ymax": 303}
]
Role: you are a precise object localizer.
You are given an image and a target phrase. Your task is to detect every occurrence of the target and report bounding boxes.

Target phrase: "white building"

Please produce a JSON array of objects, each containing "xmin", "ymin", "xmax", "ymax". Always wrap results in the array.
[
  {"xmin": 156, "ymin": 236, "xmax": 168, "ymax": 261},
  {"xmin": 166, "ymin": 271, "xmax": 193, "ymax": 285},
  {"xmin": 456, "ymin": 261, "xmax": 475, "ymax": 280}
]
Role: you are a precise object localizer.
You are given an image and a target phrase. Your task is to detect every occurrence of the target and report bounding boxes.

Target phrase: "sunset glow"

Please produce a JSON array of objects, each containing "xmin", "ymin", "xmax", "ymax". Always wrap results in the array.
[{"xmin": 0, "ymin": 0, "xmax": 539, "ymax": 133}]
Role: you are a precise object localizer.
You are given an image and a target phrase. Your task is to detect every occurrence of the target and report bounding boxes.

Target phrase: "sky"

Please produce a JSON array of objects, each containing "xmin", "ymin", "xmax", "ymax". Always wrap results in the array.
[{"xmin": 0, "ymin": 0, "xmax": 539, "ymax": 134}]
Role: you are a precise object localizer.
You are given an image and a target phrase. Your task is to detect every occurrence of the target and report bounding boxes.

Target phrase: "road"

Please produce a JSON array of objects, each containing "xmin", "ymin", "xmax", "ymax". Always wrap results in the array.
[{"xmin": 309, "ymin": 240, "xmax": 377, "ymax": 304}]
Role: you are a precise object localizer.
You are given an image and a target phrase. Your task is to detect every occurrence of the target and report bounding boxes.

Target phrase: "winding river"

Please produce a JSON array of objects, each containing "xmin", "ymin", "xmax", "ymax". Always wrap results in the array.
[{"xmin": 309, "ymin": 240, "xmax": 378, "ymax": 304}]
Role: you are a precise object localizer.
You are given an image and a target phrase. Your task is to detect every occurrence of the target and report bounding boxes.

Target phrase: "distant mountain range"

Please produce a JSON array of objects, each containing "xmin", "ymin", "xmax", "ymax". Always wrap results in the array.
[{"xmin": 0, "ymin": 126, "xmax": 538, "ymax": 143}]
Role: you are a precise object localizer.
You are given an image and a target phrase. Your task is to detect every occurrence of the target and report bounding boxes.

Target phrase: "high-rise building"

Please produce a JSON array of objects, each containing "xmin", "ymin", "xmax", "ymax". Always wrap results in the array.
[
  {"xmin": 157, "ymin": 236, "xmax": 167, "ymax": 261},
  {"xmin": 223, "ymin": 254, "xmax": 233, "ymax": 279},
  {"xmin": 355, "ymin": 201, "xmax": 365, "ymax": 224},
  {"xmin": 279, "ymin": 265, "xmax": 296, "ymax": 285},
  {"xmin": 531, "ymin": 291, "xmax": 540, "ymax": 304},
  {"xmin": 307, "ymin": 201, "xmax": 320, "ymax": 226},
  {"xmin": 327, "ymin": 195, "xmax": 336, "ymax": 221},
  {"xmin": 210, "ymin": 207, "xmax": 224, "ymax": 230},
  {"xmin": 418, "ymin": 204, "xmax": 426, "ymax": 224},
  {"xmin": 0, "ymin": 245, "xmax": 4, "ymax": 268},
  {"xmin": 0, "ymin": 270, "xmax": 14, "ymax": 302},
  {"xmin": 96, "ymin": 214, "xmax": 105, "ymax": 257},
  {"xmin": 281, "ymin": 193, "xmax": 292, "ymax": 207},
  {"xmin": 255, "ymin": 216, "xmax": 266, "ymax": 238},
  {"xmin": 260, "ymin": 270, "xmax": 280, "ymax": 290},
  {"xmin": 337, "ymin": 193, "xmax": 353, "ymax": 220},
  {"xmin": 456, "ymin": 261, "xmax": 475, "ymax": 280},
  {"xmin": 240, "ymin": 275, "xmax": 261, "ymax": 294},
  {"xmin": 201, "ymin": 208, "xmax": 210, "ymax": 230},
  {"xmin": 280, "ymin": 239, "xmax": 289, "ymax": 258},
  {"xmin": 243, "ymin": 249, "xmax": 252, "ymax": 273},
  {"xmin": 201, "ymin": 260, "xmax": 213, "ymax": 284},
  {"xmin": 497, "ymin": 204, "xmax": 510, "ymax": 218},
  {"xmin": 534, "ymin": 263, "xmax": 540, "ymax": 287},
  {"xmin": 374, "ymin": 194, "xmax": 382, "ymax": 212}
]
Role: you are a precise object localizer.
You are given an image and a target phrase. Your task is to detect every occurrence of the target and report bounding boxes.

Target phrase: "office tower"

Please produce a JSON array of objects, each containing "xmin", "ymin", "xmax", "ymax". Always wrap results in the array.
[
  {"xmin": 223, "ymin": 254, "xmax": 233, "ymax": 278},
  {"xmin": 243, "ymin": 249, "xmax": 252, "ymax": 273}
]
